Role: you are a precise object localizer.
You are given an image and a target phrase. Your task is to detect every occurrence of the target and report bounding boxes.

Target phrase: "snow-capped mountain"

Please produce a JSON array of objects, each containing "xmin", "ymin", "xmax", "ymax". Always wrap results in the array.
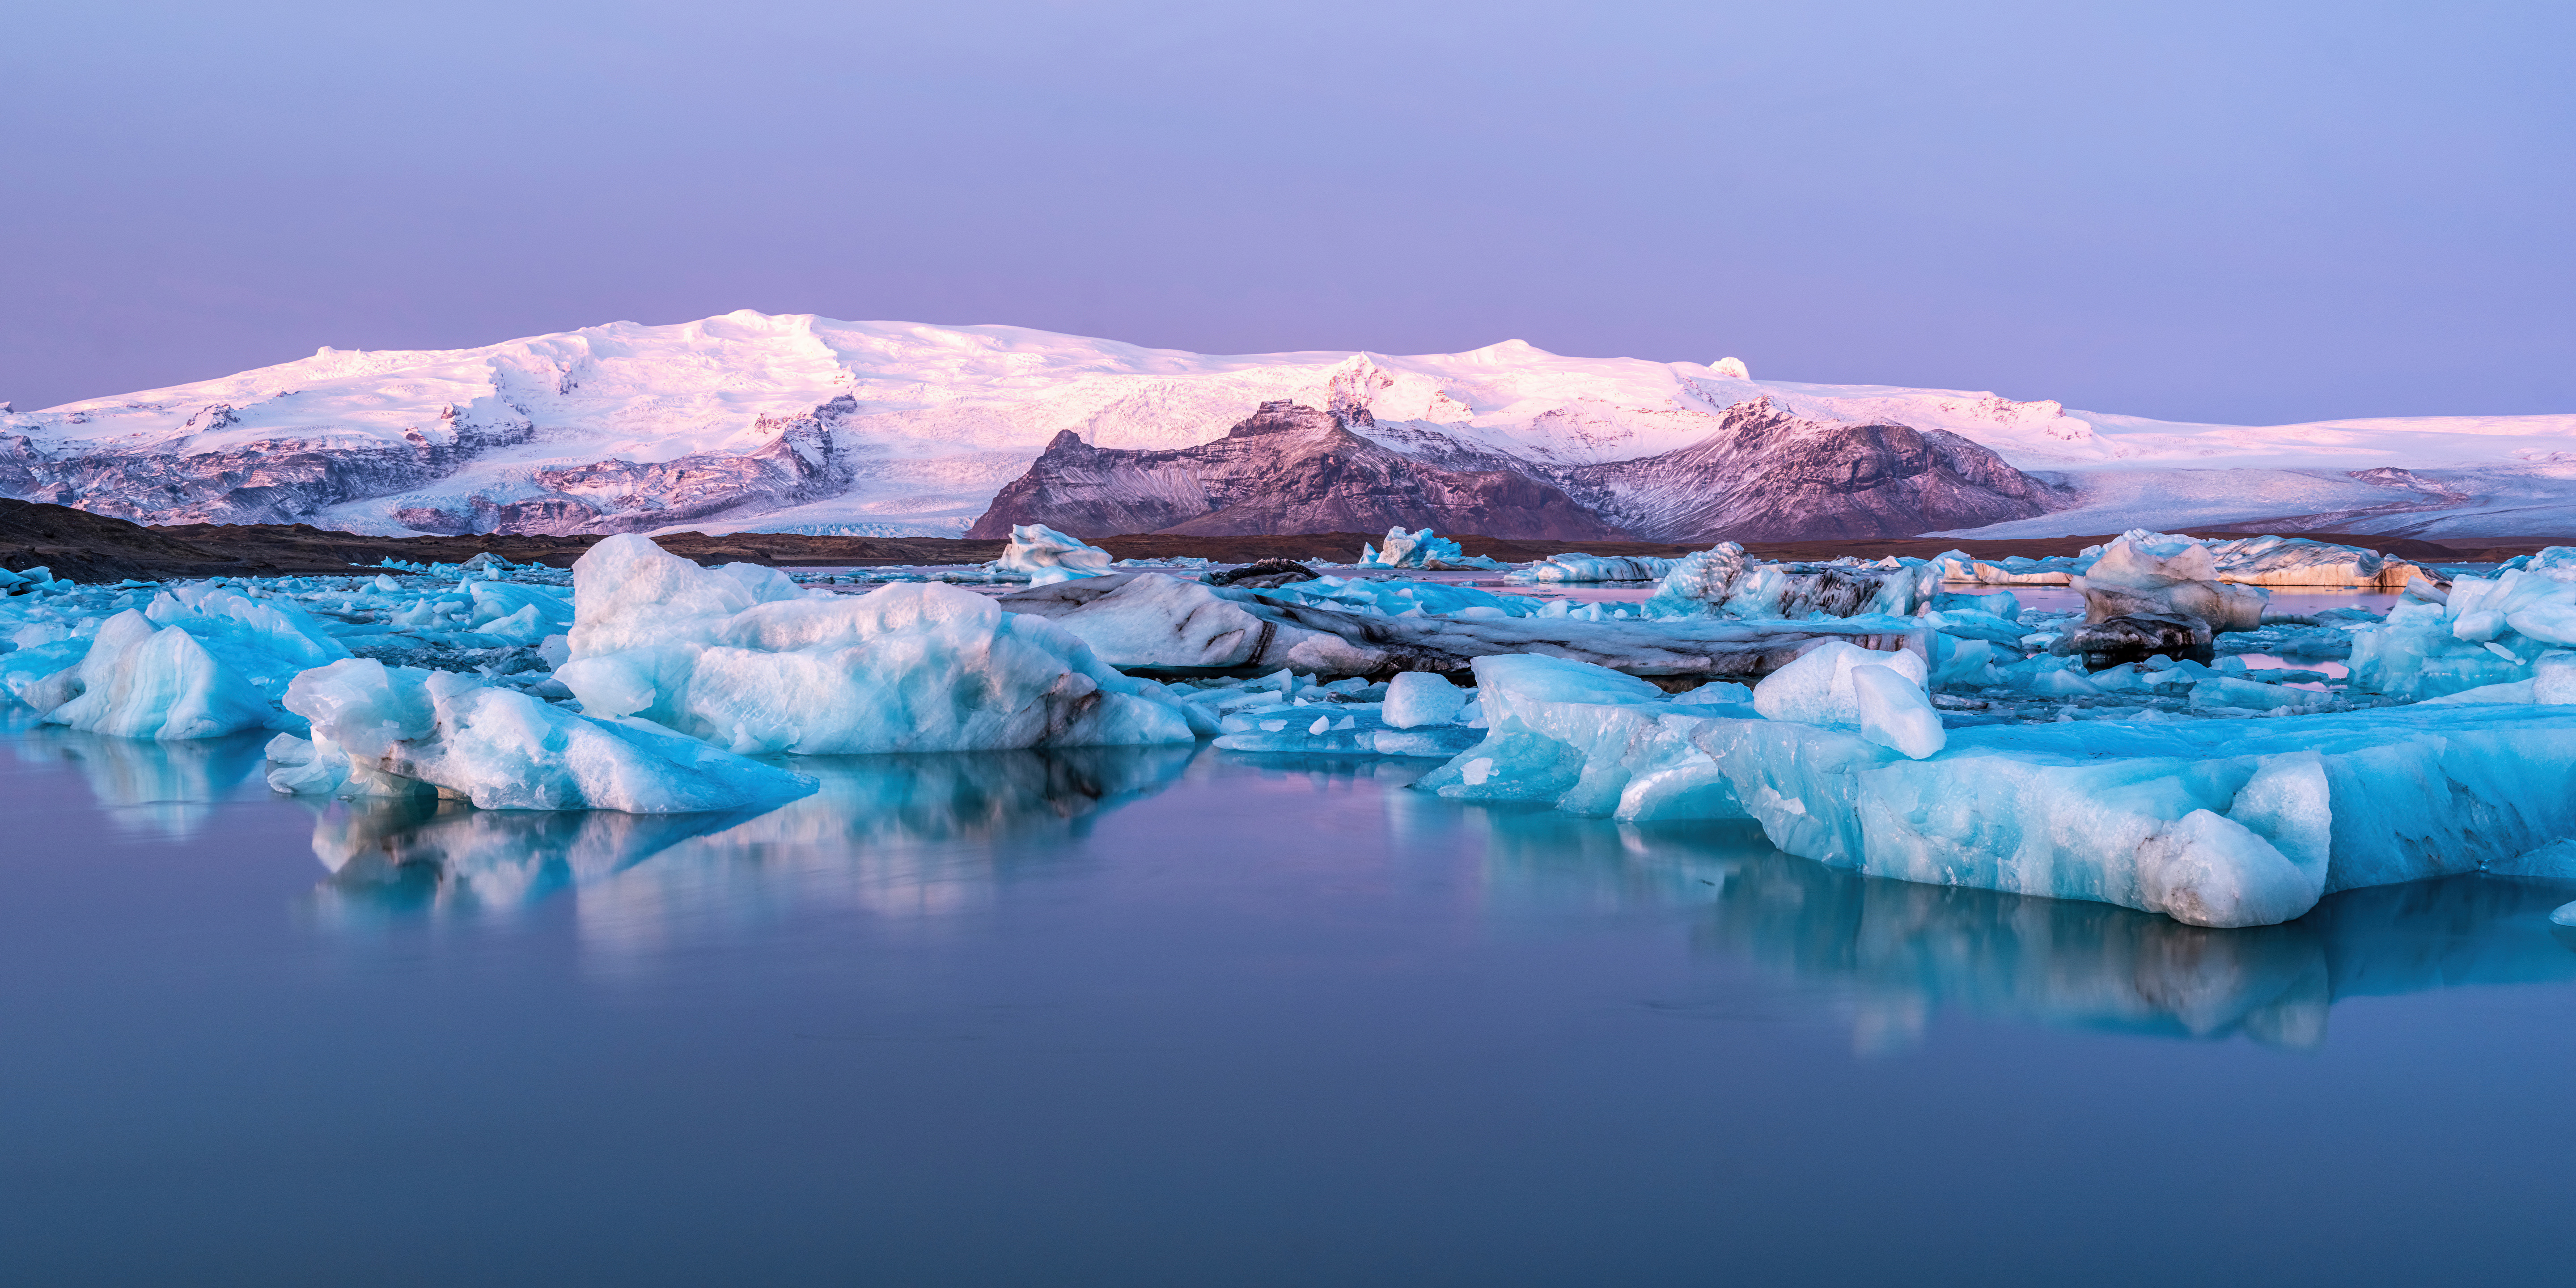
[
  {"xmin": 973, "ymin": 398, "xmax": 2052, "ymax": 542},
  {"xmin": 7, "ymin": 309, "xmax": 2575, "ymax": 540}
]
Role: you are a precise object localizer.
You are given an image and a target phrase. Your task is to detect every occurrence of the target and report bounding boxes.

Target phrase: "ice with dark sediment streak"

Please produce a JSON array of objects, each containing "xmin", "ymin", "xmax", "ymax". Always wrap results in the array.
[{"xmin": 997, "ymin": 572, "xmax": 1929, "ymax": 681}]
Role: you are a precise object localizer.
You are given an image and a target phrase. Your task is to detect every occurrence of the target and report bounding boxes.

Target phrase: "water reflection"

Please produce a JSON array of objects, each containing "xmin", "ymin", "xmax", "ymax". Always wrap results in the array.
[
  {"xmin": 1519, "ymin": 828, "xmax": 2576, "ymax": 1051},
  {"xmin": 306, "ymin": 744, "xmax": 1203, "ymax": 947},
  {"xmin": 2, "ymin": 712, "xmax": 270, "ymax": 838}
]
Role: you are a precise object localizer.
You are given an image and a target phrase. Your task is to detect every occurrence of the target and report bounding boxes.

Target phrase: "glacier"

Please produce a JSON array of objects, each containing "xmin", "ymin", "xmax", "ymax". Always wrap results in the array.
[{"xmin": 17, "ymin": 309, "xmax": 2576, "ymax": 542}]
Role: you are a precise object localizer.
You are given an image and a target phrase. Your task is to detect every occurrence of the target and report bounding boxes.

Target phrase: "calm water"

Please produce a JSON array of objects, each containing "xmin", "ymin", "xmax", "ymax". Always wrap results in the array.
[{"xmin": 4, "ymin": 717, "xmax": 2573, "ymax": 1286}]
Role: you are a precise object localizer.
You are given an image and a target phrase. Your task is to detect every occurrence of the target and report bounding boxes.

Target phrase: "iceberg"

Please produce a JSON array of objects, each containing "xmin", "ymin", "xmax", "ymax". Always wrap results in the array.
[
  {"xmin": 1382, "ymin": 671, "xmax": 1466, "ymax": 728},
  {"xmin": 1950, "ymin": 554, "xmax": 2093, "ymax": 585},
  {"xmin": 1643, "ymin": 543, "xmax": 1943, "ymax": 619},
  {"xmin": 2199, "ymin": 534, "xmax": 2435, "ymax": 589},
  {"xmin": 1945, "ymin": 534, "xmax": 2433, "ymax": 591},
  {"xmin": 2349, "ymin": 558, "xmax": 2576, "ymax": 699},
  {"xmin": 269, "ymin": 657, "xmax": 816, "ymax": 813},
  {"xmin": 1000, "ymin": 572, "xmax": 1930, "ymax": 682},
  {"xmin": 1510, "ymin": 553, "xmax": 1679, "ymax": 584},
  {"xmin": 991, "ymin": 524, "xmax": 1113, "ymax": 583},
  {"xmin": 1354, "ymin": 526, "xmax": 1505, "ymax": 571},
  {"xmin": 2072, "ymin": 530, "xmax": 2268, "ymax": 632},
  {"xmin": 1416, "ymin": 661, "xmax": 2576, "ymax": 928},
  {"xmin": 1246, "ymin": 574, "xmax": 1538, "ymax": 619},
  {"xmin": 35, "ymin": 585, "xmax": 353, "ymax": 739},
  {"xmin": 554, "ymin": 534, "xmax": 1199, "ymax": 754}
]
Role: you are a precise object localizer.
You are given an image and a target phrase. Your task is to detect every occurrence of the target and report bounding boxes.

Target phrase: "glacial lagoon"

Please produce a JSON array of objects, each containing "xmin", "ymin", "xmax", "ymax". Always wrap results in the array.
[{"xmin": 4, "ymin": 716, "xmax": 2572, "ymax": 1286}]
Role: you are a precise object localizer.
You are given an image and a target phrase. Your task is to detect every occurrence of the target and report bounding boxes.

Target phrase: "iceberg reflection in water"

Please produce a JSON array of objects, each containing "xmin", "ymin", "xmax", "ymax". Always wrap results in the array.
[
  {"xmin": 1462, "ymin": 804, "xmax": 2576, "ymax": 1051},
  {"xmin": 14, "ymin": 706, "xmax": 2567, "ymax": 1054},
  {"xmin": 305, "ymin": 743, "xmax": 1203, "ymax": 943},
  {"xmin": 2, "ymin": 711, "xmax": 270, "ymax": 838}
]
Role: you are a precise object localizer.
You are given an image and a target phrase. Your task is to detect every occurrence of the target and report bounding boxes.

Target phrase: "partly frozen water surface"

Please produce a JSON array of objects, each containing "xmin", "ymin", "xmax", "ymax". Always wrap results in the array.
[{"xmin": 4, "ymin": 717, "xmax": 2573, "ymax": 1286}]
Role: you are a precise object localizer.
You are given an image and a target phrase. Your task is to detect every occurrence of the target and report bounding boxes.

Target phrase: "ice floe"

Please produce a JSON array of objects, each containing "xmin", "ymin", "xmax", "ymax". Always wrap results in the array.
[
  {"xmin": 1946, "ymin": 531, "xmax": 2442, "ymax": 590},
  {"xmin": 555, "ymin": 534, "xmax": 1200, "ymax": 754},
  {"xmin": 990, "ymin": 523, "xmax": 1113, "ymax": 584},
  {"xmin": 1355, "ymin": 526, "xmax": 1506, "ymax": 571},
  {"xmin": 1418, "ymin": 652, "xmax": 2576, "ymax": 927},
  {"xmin": 1510, "ymin": 553, "xmax": 1679, "ymax": 583},
  {"xmin": 269, "ymin": 659, "xmax": 816, "ymax": 812},
  {"xmin": 999, "ymin": 571, "xmax": 1930, "ymax": 681},
  {"xmin": 1643, "ymin": 543, "xmax": 1944, "ymax": 620}
]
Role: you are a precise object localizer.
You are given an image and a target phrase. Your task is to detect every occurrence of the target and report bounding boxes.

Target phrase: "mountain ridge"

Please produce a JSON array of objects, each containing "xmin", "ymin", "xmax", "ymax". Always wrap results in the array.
[{"xmin": 9, "ymin": 309, "xmax": 2576, "ymax": 539}]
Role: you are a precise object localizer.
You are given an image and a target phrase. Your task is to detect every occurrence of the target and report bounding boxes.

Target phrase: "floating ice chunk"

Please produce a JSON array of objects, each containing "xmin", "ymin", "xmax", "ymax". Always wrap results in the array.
[
  {"xmin": 1849, "ymin": 664, "xmax": 1945, "ymax": 759},
  {"xmin": 1511, "ymin": 554, "xmax": 1678, "ymax": 584},
  {"xmin": 1474, "ymin": 653, "xmax": 1665, "ymax": 715},
  {"xmin": 1672, "ymin": 679, "xmax": 1754, "ymax": 706},
  {"xmin": 2073, "ymin": 530, "xmax": 2268, "ymax": 632},
  {"xmin": 22, "ymin": 584, "xmax": 352, "ymax": 739},
  {"xmin": 2188, "ymin": 674, "xmax": 2338, "ymax": 712},
  {"xmin": 272, "ymin": 659, "xmax": 815, "ymax": 812},
  {"xmin": 1930, "ymin": 590, "xmax": 2021, "ymax": 621},
  {"xmin": 1420, "ymin": 700, "xmax": 2573, "ymax": 927},
  {"xmin": 558, "ymin": 535, "xmax": 1197, "ymax": 754},
  {"xmin": 1752, "ymin": 640, "xmax": 1928, "ymax": 726},
  {"xmin": 1646, "ymin": 543, "xmax": 1940, "ymax": 620},
  {"xmin": 44, "ymin": 610, "xmax": 290, "ymax": 740},
  {"xmin": 568, "ymin": 534, "xmax": 804, "ymax": 656},
  {"xmin": 1254, "ymin": 575, "xmax": 1536, "ymax": 619},
  {"xmin": 993, "ymin": 524, "xmax": 1113, "ymax": 579},
  {"xmin": 1354, "ymin": 526, "xmax": 1503, "ymax": 570},
  {"xmin": 2555, "ymin": 901, "xmax": 2576, "ymax": 928},
  {"xmin": 1383, "ymin": 671, "xmax": 1467, "ymax": 728}
]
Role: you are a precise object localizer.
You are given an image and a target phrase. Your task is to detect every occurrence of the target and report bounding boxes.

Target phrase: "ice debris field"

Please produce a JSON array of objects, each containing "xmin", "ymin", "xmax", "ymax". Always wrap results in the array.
[{"xmin": 8, "ymin": 524, "xmax": 2576, "ymax": 929}]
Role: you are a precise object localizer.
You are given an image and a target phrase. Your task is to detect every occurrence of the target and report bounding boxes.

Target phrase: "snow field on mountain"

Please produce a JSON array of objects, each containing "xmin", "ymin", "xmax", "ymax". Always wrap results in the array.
[{"xmin": 17, "ymin": 309, "xmax": 2576, "ymax": 540}]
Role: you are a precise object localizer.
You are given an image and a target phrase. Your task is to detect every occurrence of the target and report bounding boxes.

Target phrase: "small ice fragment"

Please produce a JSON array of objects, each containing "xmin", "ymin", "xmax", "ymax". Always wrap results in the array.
[
  {"xmin": 2553, "ymin": 901, "xmax": 2576, "ymax": 927},
  {"xmin": 1308, "ymin": 716, "xmax": 1329, "ymax": 735},
  {"xmin": 1382, "ymin": 671, "xmax": 1466, "ymax": 728},
  {"xmin": 1850, "ymin": 664, "xmax": 1945, "ymax": 759},
  {"xmin": 1462, "ymin": 757, "xmax": 1495, "ymax": 786}
]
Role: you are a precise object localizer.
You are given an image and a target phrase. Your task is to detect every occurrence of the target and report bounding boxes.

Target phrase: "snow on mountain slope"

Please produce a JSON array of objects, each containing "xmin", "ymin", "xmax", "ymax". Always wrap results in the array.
[{"xmin": 6, "ymin": 309, "xmax": 2574, "ymax": 539}]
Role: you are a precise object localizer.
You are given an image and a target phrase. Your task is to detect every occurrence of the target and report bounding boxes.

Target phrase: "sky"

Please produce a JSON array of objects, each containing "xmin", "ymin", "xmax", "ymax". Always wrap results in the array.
[{"xmin": 4, "ymin": 0, "xmax": 2570, "ymax": 425}]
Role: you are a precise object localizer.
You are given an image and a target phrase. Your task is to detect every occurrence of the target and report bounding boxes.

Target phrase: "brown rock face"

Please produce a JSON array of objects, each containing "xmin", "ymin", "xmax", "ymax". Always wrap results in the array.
[
  {"xmin": 965, "ymin": 402, "xmax": 1623, "ymax": 540},
  {"xmin": 1555, "ymin": 398, "xmax": 2057, "ymax": 542}
]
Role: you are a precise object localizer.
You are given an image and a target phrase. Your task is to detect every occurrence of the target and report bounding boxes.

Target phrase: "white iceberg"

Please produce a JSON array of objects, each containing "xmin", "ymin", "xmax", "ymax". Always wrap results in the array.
[
  {"xmin": 991, "ymin": 524, "xmax": 1112, "ymax": 583},
  {"xmin": 554, "ymin": 534, "xmax": 1200, "ymax": 754},
  {"xmin": 1414, "ymin": 661, "xmax": 2576, "ymax": 928},
  {"xmin": 2072, "ymin": 530, "xmax": 2269, "ymax": 632},
  {"xmin": 1382, "ymin": 671, "xmax": 1467, "ymax": 729},
  {"xmin": 1354, "ymin": 526, "xmax": 1504, "ymax": 570},
  {"xmin": 269, "ymin": 658, "xmax": 816, "ymax": 812},
  {"xmin": 36, "ymin": 585, "xmax": 353, "ymax": 739},
  {"xmin": 2350, "ymin": 556, "xmax": 2576, "ymax": 699}
]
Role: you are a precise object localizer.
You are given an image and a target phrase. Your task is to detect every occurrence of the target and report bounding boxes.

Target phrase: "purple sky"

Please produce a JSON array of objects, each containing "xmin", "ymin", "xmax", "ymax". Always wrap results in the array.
[{"xmin": 7, "ymin": 0, "xmax": 2570, "ymax": 425}]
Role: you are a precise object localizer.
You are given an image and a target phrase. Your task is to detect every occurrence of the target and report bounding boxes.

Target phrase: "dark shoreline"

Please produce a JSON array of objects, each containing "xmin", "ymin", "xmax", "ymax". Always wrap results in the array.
[{"xmin": 0, "ymin": 498, "xmax": 2546, "ymax": 584}]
